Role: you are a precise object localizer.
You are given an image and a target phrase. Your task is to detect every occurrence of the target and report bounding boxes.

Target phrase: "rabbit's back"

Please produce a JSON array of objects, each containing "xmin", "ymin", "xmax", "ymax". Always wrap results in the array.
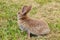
[
  {"xmin": 19, "ymin": 19, "xmax": 50, "ymax": 35},
  {"xmin": 28, "ymin": 20, "xmax": 50, "ymax": 35}
]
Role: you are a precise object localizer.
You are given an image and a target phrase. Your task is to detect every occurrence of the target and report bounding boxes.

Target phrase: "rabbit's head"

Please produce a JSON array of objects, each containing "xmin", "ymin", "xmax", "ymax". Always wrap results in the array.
[{"xmin": 18, "ymin": 5, "xmax": 32, "ymax": 19}]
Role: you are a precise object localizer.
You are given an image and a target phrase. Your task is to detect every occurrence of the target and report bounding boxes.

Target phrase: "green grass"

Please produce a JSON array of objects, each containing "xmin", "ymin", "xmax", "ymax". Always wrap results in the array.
[{"xmin": 0, "ymin": 0, "xmax": 60, "ymax": 40}]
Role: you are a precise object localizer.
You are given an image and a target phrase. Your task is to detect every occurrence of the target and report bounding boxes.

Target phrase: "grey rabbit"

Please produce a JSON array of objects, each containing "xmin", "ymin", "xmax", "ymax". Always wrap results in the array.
[{"xmin": 17, "ymin": 5, "xmax": 50, "ymax": 38}]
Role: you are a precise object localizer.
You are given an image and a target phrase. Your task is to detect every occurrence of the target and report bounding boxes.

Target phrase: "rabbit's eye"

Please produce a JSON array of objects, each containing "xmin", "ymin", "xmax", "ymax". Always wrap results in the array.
[{"xmin": 18, "ymin": 12, "xmax": 20, "ymax": 14}]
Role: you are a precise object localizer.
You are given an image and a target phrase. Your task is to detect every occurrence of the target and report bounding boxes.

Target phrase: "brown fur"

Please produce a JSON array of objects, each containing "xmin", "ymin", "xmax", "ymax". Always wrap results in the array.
[{"xmin": 17, "ymin": 5, "xmax": 50, "ymax": 37}]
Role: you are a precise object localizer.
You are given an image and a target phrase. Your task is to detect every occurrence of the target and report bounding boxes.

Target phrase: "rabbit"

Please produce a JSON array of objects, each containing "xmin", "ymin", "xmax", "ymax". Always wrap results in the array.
[{"xmin": 17, "ymin": 5, "xmax": 50, "ymax": 38}]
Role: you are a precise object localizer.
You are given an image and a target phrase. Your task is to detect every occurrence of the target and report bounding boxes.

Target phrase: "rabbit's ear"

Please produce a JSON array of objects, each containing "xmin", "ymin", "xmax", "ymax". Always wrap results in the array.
[
  {"xmin": 22, "ymin": 6, "xmax": 28, "ymax": 12},
  {"xmin": 22, "ymin": 5, "xmax": 32, "ymax": 15}
]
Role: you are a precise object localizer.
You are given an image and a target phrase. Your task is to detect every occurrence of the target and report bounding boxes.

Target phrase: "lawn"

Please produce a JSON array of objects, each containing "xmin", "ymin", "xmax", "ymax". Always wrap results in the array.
[{"xmin": 0, "ymin": 0, "xmax": 60, "ymax": 40}]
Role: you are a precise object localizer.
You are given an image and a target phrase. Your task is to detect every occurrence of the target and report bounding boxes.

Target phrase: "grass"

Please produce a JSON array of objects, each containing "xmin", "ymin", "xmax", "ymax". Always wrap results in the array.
[{"xmin": 0, "ymin": 0, "xmax": 60, "ymax": 40}]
